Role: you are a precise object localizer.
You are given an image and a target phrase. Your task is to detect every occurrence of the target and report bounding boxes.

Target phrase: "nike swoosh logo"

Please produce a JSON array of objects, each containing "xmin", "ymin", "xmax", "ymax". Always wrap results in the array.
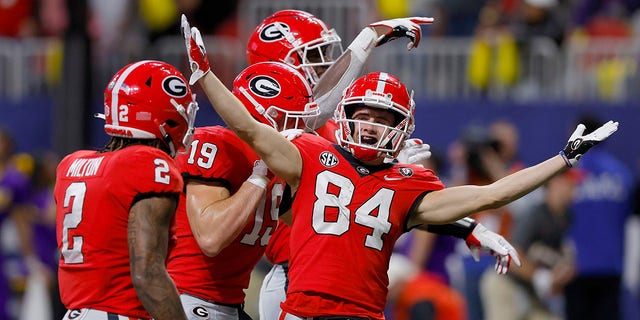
[{"xmin": 384, "ymin": 175, "xmax": 403, "ymax": 181}]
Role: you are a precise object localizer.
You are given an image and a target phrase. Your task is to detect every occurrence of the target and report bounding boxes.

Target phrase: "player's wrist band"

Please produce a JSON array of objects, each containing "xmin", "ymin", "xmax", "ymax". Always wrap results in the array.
[
  {"xmin": 559, "ymin": 150, "xmax": 573, "ymax": 168},
  {"xmin": 426, "ymin": 217, "xmax": 477, "ymax": 239},
  {"xmin": 246, "ymin": 174, "xmax": 269, "ymax": 189}
]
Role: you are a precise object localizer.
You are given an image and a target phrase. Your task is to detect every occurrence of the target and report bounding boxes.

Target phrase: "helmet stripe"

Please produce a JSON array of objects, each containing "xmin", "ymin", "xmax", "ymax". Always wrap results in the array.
[
  {"xmin": 376, "ymin": 72, "xmax": 389, "ymax": 94},
  {"xmin": 110, "ymin": 60, "xmax": 149, "ymax": 126}
]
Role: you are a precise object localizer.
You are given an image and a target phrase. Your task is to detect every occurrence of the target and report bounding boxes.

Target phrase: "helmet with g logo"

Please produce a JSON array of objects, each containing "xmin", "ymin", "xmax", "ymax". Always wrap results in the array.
[
  {"xmin": 232, "ymin": 61, "xmax": 319, "ymax": 131},
  {"xmin": 102, "ymin": 60, "xmax": 198, "ymax": 157},
  {"xmin": 246, "ymin": 10, "xmax": 343, "ymax": 86}
]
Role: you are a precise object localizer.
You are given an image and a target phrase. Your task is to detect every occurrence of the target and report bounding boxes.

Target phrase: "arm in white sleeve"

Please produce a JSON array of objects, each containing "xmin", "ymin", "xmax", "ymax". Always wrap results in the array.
[{"xmin": 311, "ymin": 27, "xmax": 378, "ymax": 129}]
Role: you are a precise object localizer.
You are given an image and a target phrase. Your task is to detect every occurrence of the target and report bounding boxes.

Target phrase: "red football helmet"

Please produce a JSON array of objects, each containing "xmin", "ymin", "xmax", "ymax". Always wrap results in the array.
[
  {"xmin": 335, "ymin": 72, "xmax": 415, "ymax": 161},
  {"xmin": 101, "ymin": 60, "xmax": 198, "ymax": 157},
  {"xmin": 232, "ymin": 61, "xmax": 319, "ymax": 131},
  {"xmin": 246, "ymin": 9, "xmax": 343, "ymax": 86}
]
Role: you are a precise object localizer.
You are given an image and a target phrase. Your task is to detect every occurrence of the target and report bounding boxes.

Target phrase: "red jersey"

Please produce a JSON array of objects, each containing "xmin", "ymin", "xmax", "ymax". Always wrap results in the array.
[
  {"xmin": 314, "ymin": 118, "xmax": 339, "ymax": 143},
  {"xmin": 281, "ymin": 134, "xmax": 445, "ymax": 319},
  {"xmin": 166, "ymin": 126, "xmax": 281, "ymax": 304},
  {"xmin": 264, "ymin": 219, "xmax": 291, "ymax": 264},
  {"xmin": 55, "ymin": 146, "xmax": 183, "ymax": 319},
  {"xmin": 264, "ymin": 118, "xmax": 340, "ymax": 265}
]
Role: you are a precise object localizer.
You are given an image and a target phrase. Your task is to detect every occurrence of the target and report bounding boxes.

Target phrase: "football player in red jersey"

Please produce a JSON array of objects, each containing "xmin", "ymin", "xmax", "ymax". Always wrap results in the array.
[
  {"xmin": 183, "ymin": 18, "xmax": 620, "ymax": 319},
  {"xmin": 165, "ymin": 61, "xmax": 319, "ymax": 320},
  {"xmin": 55, "ymin": 60, "xmax": 198, "ymax": 320},
  {"xmin": 247, "ymin": 11, "xmax": 440, "ymax": 320},
  {"xmin": 244, "ymin": 10, "xmax": 523, "ymax": 320}
]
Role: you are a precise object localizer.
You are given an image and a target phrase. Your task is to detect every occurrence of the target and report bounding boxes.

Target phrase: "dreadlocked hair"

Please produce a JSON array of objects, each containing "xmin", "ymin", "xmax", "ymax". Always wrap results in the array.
[{"xmin": 100, "ymin": 137, "xmax": 171, "ymax": 155}]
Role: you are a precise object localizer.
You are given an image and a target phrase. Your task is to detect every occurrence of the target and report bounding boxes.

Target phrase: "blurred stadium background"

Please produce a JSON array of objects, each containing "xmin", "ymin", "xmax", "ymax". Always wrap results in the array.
[{"xmin": 1, "ymin": 0, "xmax": 638, "ymax": 171}]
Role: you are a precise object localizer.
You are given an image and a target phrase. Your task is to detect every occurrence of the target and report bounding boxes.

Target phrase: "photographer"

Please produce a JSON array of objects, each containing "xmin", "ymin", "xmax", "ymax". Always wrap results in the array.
[{"xmin": 453, "ymin": 120, "xmax": 526, "ymax": 320}]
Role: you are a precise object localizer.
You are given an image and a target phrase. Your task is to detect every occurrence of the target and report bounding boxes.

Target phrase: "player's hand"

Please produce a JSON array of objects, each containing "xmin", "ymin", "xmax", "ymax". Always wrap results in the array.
[
  {"xmin": 560, "ymin": 120, "xmax": 619, "ymax": 167},
  {"xmin": 396, "ymin": 138, "xmax": 431, "ymax": 165},
  {"xmin": 181, "ymin": 14, "xmax": 210, "ymax": 85},
  {"xmin": 246, "ymin": 159, "xmax": 269, "ymax": 189},
  {"xmin": 465, "ymin": 223, "xmax": 521, "ymax": 274},
  {"xmin": 369, "ymin": 17, "xmax": 434, "ymax": 50},
  {"xmin": 280, "ymin": 128, "xmax": 304, "ymax": 141}
]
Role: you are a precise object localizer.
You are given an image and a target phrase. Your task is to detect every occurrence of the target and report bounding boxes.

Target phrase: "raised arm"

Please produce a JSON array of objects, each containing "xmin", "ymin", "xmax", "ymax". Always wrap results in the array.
[
  {"xmin": 182, "ymin": 15, "xmax": 302, "ymax": 187},
  {"xmin": 410, "ymin": 121, "xmax": 619, "ymax": 225},
  {"xmin": 313, "ymin": 17, "xmax": 434, "ymax": 129}
]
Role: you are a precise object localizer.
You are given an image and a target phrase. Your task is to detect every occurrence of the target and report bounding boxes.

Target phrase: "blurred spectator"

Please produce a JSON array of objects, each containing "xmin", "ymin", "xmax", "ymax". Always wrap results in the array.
[
  {"xmin": 0, "ymin": 0, "xmax": 36, "ymax": 37},
  {"xmin": 139, "ymin": 0, "xmax": 239, "ymax": 43},
  {"xmin": 376, "ymin": 0, "xmax": 410, "ymax": 19},
  {"xmin": 0, "ymin": 128, "xmax": 32, "ymax": 319},
  {"xmin": 445, "ymin": 123, "xmax": 517, "ymax": 320},
  {"xmin": 445, "ymin": 119, "xmax": 536, "ymax": 320},
  {"xmin": 624, "ymin": 169, "xmax": 640, "ymax": 320},
  {"xmin": 565, "ymin": 0, "xmax": 638, "ymax": 101},
  {"xmin": 510, "ymin": 0, "xmax": 568, "ymax": 46},
  {"xmin": 39, "ymin": 0, "xmax": 71, "ymax": 37},
  {"xmin": 0, "ymin": 0, "xmax": 76, "ymax": 38},
  {"xmin": 459, "ymin": 122, "xmax": 517, "ymax": 236},
  {"xmin": 386, "ymin": 151, "xmax": 467, "ymax": 320},
  {"xmin": 89, "ymin": 0, "xmax": 136, "ymax": 58},
  {"xmin": 564, "ymin": 114, "xmax": 635, "ymax": 320},
  {"xmin": 432, "ymin": 0, "xmax": 488, "ymax": 36},
  {"xmin": 572, "ymin": 0, "xmax": 640, "ymax": 34},
  {"xmin": 483, "ymin": 119, "xmax": 525, "ymax": 180},
  {"xmin": 178, "ymin": 0, "xmax": 239, "ymax": 36},
  {"xmin": 19, "ymin": 151, "xmax": 64, "ymax": 319},
  {"xmin": 486, "ymin": 119, "xmax": 543, "ymax": 219},
  {"xmin": 386, "ymin": 253, "xmax": 467, "ymax": 320},
  {"xmin": 403, "ymin": 152, "xmax": 458, "ymax": 285},
  {"xmin": 468, "ymin": 0, "xmax": 568, "ymax": 94},
  {"xmin": 480, "ymin": 169, "xmax": 582, "ymax": 320}
]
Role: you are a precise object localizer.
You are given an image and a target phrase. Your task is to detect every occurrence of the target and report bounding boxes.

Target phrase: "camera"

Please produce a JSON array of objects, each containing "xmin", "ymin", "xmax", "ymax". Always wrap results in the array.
[{"xmin": 461, "ymin": 125, "xmax": 501, "ymax": 181}]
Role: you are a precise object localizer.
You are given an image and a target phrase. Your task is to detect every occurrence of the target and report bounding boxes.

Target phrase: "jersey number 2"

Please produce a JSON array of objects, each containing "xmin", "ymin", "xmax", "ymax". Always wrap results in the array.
[
  {"xmin": 60, "ymin": 159, "xmax": 171, "ymax": 264},
  {"xmin": 61, "ymin": 182, "xmax": 86, "ymax": 264}
]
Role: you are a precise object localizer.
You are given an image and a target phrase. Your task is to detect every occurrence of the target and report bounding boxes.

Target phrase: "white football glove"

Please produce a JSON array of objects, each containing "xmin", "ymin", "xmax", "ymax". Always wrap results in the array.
[
  {"xmin": 396, "ymin": 138, "xmax": 431, "ymax": 165},
  {"xmin": 246, "ymin": 159, "xmax": 269, "ymax": 189},
  {"xmin": 560, "ymin": 120, "xmax": 618, "ymax": 167},
  {"xmin": 465, "ymin": 223, "xmax": 521, "ymax": 274},
  {"xmin": 280, "ymin": 128, "xmax": 304, "ymax": 141},
  {"xmin": 181, "ymin": 14, "xmax": 210, "ymax": 85},
  {"xmin": 369, "ymin": 17, "xmax": 434, "ymax": 50}
]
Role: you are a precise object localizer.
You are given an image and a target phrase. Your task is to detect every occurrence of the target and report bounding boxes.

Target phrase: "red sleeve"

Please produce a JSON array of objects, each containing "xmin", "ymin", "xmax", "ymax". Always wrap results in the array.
[
  {"xmin": 175, "ymin": 126, "xmax": 257, "ymax": 192},
  {"xmin": 116, "ymin": 146, "xmax": 183, "ymax": 197}
]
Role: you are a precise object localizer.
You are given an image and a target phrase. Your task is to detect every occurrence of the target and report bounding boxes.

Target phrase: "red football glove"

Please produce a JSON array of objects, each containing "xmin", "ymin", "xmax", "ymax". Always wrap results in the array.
[{"xmin": 181, "ymin": 14, "xmax": 211, "ymax": 85}]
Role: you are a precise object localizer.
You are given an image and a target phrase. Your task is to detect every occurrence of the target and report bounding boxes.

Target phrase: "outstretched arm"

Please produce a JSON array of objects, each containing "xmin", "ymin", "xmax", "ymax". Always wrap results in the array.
[
  {"xmin": 182, "ymin": 15, "xmax": 302, "ymax": 188},
  {"xmin": 410, "ymin": 121, "xmax": 619, "ymax": 225},
  {"xmin": 312, "ymin": 17, "xmax": 434, "ymax": 129}
]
